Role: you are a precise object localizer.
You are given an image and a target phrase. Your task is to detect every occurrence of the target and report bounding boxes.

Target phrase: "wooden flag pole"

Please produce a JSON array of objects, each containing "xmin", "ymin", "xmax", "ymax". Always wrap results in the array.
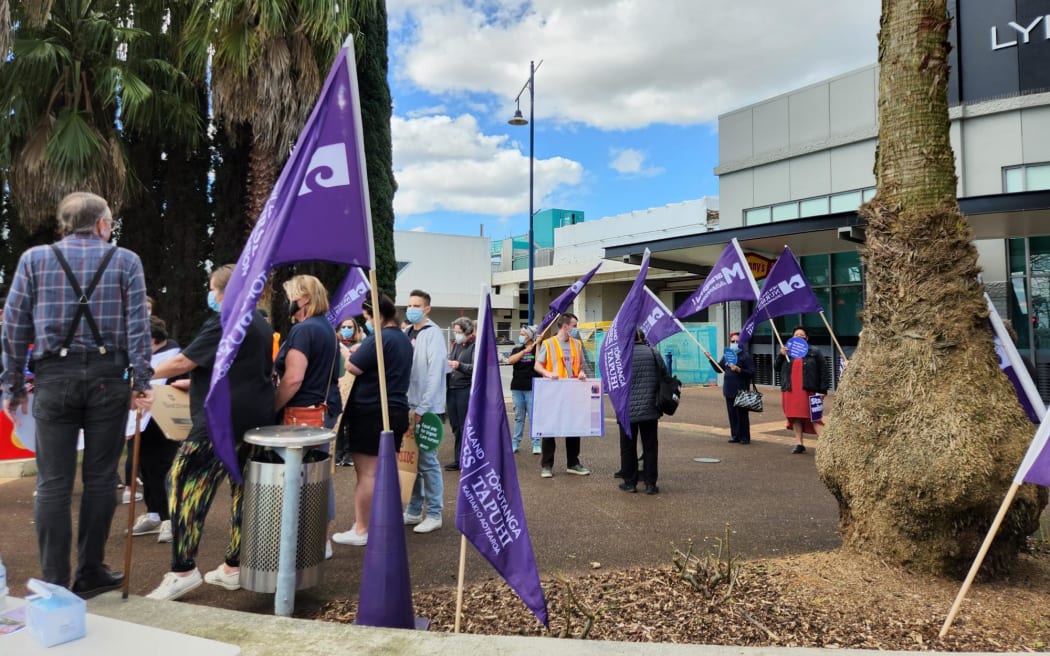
[
  {"xmin": 819, "ymin": 311, "xmax": 850, "ymax": 365},
  {"xmin": 121, "ymin": 409, "xmax": 143, "ymax": 599},
  {"xmin": 939, "ymin": 482, "xmax": 1020, "ymax": 638},
  {"xmin": 367, "ymin": 270, "xmax": 391, "ymax": 432},
  {"xmin": 453, "ymin": 535, "xmax": 468, "ymax": 633}
]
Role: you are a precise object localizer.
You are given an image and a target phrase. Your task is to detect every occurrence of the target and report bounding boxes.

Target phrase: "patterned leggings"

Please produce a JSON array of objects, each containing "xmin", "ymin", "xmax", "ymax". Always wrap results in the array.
[{"xmin": 167, "ymin": 439, "xmax": 249, "ymax": 573}]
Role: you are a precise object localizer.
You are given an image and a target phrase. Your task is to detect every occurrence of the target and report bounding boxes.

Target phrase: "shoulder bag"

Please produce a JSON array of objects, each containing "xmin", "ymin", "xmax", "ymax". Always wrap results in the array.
[
  {"xmin": 650, "ymin": 348, "xmax": 682, "ymax": 416},
  {"xmin": 733, "ymin": 382, "xmax": 764, "ymax": 413}
]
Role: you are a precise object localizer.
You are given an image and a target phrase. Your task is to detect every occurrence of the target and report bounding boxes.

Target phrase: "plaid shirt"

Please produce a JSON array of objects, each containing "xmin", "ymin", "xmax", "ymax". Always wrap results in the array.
[{"xmin": 1, "ymin": 234, "xmax": 153, "ymax": 399}]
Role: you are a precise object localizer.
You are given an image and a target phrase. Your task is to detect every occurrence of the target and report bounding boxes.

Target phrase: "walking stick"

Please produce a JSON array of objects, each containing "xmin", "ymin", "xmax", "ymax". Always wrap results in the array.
[{"xmin": 122, "ymin": 408, "xmax": 143, "ymax": 599}]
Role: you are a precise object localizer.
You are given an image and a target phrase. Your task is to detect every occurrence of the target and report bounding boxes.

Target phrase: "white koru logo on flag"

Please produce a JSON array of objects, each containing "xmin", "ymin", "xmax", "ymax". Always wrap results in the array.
[{"xmin": 299, "ymin": 143, "xmax": 351, "ymax": 196}]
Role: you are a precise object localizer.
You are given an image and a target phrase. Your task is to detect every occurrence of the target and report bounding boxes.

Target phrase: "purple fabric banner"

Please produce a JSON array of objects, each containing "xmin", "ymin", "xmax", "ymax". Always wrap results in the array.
[
  {"xmin": 326, "ymin": 267, "xmax": 371, "ymax": 328},
  {"xmin": 600, "ymin": 250, "xmax": 651, "ymax": 430},
  {"xmin": 1015, "ymin": 411, "xmax": 1050, "ymax": 487},
  {"xmin": 539, "ymin": 262, "xmax": 602, "ymax": 333},
  {"xmin": 738, "ymin": 247, "xmax": 823, "ymax": 346},
  {"xmin": 639, "ymin": 287, "xmax": 683, "ymax": 346},
  {"xmin": 205, "ymin": 40, "xmax": 374, "ymax": 481},
  {"xmin": 674, "ymin": 238, "xmax": 759, "ymax": 318},
  {"xmin": 986, "ymin": 294, "xmax": 1045, "ymax": 425},
  {"xmin": 456, "ymin": 293, "xmax": 548, "ymax": 627}
]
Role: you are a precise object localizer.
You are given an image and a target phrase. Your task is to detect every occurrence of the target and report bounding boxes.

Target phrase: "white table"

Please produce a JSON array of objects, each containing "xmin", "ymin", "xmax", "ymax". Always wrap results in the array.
[{"xmin": 0, "ymin": 597, "xmax": 239, "ymax": 655}]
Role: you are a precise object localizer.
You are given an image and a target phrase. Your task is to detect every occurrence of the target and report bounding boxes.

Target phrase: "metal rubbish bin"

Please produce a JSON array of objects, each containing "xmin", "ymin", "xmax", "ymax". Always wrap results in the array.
[{"xmin": 239, "ymin": 428, "xmax": 333, "ymax": 594}]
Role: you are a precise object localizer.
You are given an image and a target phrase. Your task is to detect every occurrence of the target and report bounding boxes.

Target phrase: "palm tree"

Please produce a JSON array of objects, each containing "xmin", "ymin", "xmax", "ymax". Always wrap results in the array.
[{"xmin": 816, "ymin": 0, "xmax": 1046, "ymax": 576}]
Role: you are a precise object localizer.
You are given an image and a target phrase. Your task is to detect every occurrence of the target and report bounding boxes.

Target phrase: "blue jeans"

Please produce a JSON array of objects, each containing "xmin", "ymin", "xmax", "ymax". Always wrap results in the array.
[
  {"xmin": 407, "ymin": 448, "xmax": 443, "ymax": 519},
  {"xmin": 32, "ymin": 355, "xmax": 130, "ymax": 586},
  {"xmin": 511, "ymin": 390, "xmax": 534, "ymax": 450}
]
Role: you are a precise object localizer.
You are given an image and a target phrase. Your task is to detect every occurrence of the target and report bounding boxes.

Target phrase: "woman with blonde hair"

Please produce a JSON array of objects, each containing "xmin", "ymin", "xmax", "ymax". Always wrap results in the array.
[{"xmin": 274, "ymin": 275, "xmax": 340, "ymax": 426}]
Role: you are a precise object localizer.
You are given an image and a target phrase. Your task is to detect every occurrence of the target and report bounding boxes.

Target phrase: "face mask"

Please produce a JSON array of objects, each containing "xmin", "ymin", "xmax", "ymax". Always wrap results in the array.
[
  {"xmin": 729, "ymin": 344, "xmax": 740, "ymax": 352},
  {"xmin": 288, "ymin": 299, "xmax": 301, "ymax": 321},
  {"xmin": 405, "ymin": 307, "xmax": 424, "ymax": 324},
  {"xmin": 340, "ymin": 327, "xmax": 354, "ymax": 340},
  {"xmin": 207, "ymin": 290, "xmax": 221, "ymax": 313},
  {"xmin": 569, "ymin": 328, "xmax": 580, "ymax": 339},
  {"xmin": 364, "ymin": 321, "xmax": 374, "ymax": 335},
  {"xmin": 518, "ymin": 335, "xmax": 526, "ymax": 345},
  {"xmin": 453, "ymin": 332, "xmax": 466, "ymax": 344}
]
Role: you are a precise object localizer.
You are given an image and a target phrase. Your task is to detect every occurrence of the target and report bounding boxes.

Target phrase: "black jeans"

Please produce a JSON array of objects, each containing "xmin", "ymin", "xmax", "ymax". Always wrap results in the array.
[
  {"xmin": 725, "ymin": 396, "xmax": 751, "ymax": 443},
  {"xmin": 540, "ymin": 437, "xmax": 581, "ymax": 469},
  {"xmin": 32, "ymin": 355, "xmax": 130, "ymax": 586},
  {"xmin": 446, "ymin": 386, "xmax": 470, "ymax": 464},
  {"xmin": 618, "ymin": 420, "xmax": 658, "ymax": 486},
  {"xmin": 138, "ymin": 419, "xmax": 178, "ymax": 519}
]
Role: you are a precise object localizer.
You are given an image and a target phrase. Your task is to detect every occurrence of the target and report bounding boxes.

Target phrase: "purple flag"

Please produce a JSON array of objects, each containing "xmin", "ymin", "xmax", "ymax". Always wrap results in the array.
[
  {"xmin": 639, "ymin": 287, "xmax": 683, "ymax": 345},
  {"xmin": 205, "ymin": 38, "xmax": 375, "ymax": 481},
  {"xmin": 456, "ymin": 293, "xmax": 548, "ymax": 627},
  {"xmin": 737, "ymin": 247, "xmax": 823, "ymax": 346},
  {"xmin": 674, "ymin": 238, "xmax": 759, "ymax": 318},
  {"xmin": 600, "ymin": 249, "xmax": 651, "ymax": 431},
  {"xmin": 539, "ymin": 262, "xmax": 602, "ymax": 333},
  {"xmin": 326, "ymin": 267, "xmax": 371, "ymax": 328},
  {"xmin": 1014, "ymin": 411, "xmax": 1050, "ymax": 487},
  {"xmin": 987, "ymin": 294, "xmax": 1045, "ymax": 425}
]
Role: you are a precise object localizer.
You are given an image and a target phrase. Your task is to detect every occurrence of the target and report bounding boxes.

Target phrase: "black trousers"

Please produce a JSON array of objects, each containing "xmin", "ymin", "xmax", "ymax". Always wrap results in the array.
[
  {"xmin": 725, "ymin": 396, "xmax": 751, "ymax": 443},
  {"xmin": 447, "ymin": 386, "xmax": 470, "ymax": 464},
  {"xmin": 618, "ymin": 420, "xmax": 659, "ymax": 486},
  {"xmin": 138, "ymin": 420, "xmax": 178, "ymax": 519},
  {"xmin": 541, "ymin": 437, "xmax": 581, "ymax": 469}
]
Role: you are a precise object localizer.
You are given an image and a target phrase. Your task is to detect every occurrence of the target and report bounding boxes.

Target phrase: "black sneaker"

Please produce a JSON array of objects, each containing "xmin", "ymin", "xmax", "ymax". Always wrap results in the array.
[
  {"xmin": 444, "ymin": 462, "xmax": 460, "ymax": 471},
  {"xmin": 791, "ymin": 444, "xmax": 806, "ymax": 454},
  {"xmin": 618, "ymin": 482, "xmax": 637, "ymax": 493},
  {"xmin": 644, "ymin": 484, "xmax": 660, "ymax": 495}
]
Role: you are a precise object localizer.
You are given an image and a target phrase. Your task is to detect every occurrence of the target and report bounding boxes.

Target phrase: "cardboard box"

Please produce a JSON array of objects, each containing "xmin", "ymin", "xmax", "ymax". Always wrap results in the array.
[{"xmin": 150, "ymin": 384, "xmax": 192, "ymax": 441}]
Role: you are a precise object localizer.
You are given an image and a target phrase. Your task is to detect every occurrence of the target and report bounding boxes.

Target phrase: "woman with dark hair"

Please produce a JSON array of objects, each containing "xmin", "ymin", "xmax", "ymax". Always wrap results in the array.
[
  {"xmin": 775, "ymin": 326, "xmax": 829, "ymax": 454},
  {"xmin": 444, "ymin": 317, "xmax": 476, "ymax": 471},
  {"xmin": 712, "ymin": 331, "xmax": 754, "ymax": 444},
  {"xmin": 332, "ymin": 293, "xmax": 413, "ymax": 547},
  {"xmin": 617, "ymin": 330, "xmax": 664, "ymax": 495}
]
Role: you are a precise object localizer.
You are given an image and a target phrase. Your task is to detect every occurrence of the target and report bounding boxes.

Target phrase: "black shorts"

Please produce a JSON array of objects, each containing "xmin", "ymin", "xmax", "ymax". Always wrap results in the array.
[{"xmin": 342, "ymin": 404, "xmax": 408, "ymax": 456}]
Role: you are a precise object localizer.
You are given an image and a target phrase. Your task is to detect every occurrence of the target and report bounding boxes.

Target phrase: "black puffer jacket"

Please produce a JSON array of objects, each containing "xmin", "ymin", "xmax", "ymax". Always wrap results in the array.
[
  {"xmin": 775, "ymin": 347, "xmax": 829, "ymax": 394},
  {"xmin": 627, "ymin": 343, "xmax": 663, "ymax": 424}
]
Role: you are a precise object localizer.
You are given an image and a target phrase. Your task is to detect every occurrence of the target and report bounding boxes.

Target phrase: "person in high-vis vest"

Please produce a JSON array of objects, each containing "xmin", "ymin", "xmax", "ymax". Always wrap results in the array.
[{"xmin": 533, "ymin": 313, "xmax": 591, "ymax": 478}]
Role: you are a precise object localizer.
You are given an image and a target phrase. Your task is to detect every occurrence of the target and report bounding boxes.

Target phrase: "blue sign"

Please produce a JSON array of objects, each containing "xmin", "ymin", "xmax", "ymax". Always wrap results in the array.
[
  {"xmin": 723, "ymin": 348, "xmax": 738, "ymax": 366},
  {"xmin": 786, "ymin": 337, "xmax": 809, "ymax": 359}
]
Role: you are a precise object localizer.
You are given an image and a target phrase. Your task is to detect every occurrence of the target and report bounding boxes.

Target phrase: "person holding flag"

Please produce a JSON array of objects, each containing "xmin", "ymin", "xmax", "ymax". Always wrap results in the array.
[
  {"xmin": 713, "ymin": 331, "xmax": 755, "ymax": 445},
  {"xmin": 533, "ymin": 313, "xmax": 591, "ymax": 478},
  {"xmin": 616, "ymin": 330, "xmax": 664, "ymax": 495},
  {"xmin": 507, "ymin": 325, "xmax": 542, "ymax": 455},
  {"xmin": 776, "ymin": 326, "xmax": 829, "ymax": 454}
]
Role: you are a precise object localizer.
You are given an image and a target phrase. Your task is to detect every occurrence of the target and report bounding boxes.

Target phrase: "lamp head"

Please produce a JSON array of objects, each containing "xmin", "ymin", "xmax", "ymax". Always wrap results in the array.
[{"xmin": 508, "ymin": 108, "xmax": 528, "ymax": 126}]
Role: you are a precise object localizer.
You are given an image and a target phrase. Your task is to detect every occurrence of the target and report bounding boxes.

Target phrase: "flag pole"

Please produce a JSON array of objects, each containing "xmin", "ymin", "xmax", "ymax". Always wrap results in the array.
[
  {"xmin": 368, "ymin": 270, "xmax": 390, "ymax": 432},
  {"xmin": 939, "ymin": 482, "xmax": 1020, "ymax": 638},
  {"xmin": 453, "ymin": 535, "xmax": 468, "ymax": 633},
  {"xmin": 819, "ymin": 311, "xmax": 849, "ymax": 365}
]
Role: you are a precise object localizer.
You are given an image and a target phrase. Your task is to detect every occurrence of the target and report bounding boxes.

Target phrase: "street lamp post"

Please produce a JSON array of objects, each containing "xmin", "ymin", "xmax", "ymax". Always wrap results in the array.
[{"xmin": 509, "ymin": 60, "xmax": 538, "ymax": 326}]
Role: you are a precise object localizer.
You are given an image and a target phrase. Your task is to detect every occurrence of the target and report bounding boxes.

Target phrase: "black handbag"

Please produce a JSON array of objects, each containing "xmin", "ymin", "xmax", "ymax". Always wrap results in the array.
[
  {"xmin": 651, "ymin": 348, "xmax": 682, "ymax": 416},
  {"xmin": 733, "ymin": 383, "xmax": 764, "ymax": 413}
]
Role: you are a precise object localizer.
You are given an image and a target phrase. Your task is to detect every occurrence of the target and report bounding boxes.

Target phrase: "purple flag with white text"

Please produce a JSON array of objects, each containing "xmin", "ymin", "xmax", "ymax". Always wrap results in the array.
[
  {"xmin": 326, "ymin": 267, "xmax": 371, "ymax": 328},
  {"xmin": 456, "ymin": 293, "xmax": 548, "ymax": 627},
  {"xmin": 639, "ymin": 287, "xmax": 683, "ymax": 345},
  {"xmin": 539, "ymin": 262, "xmax": 602, "ymax": 333},
  {"xmin": 600, "ymin": 250, "xmax": 651, "ymax": 430},
  {"xmin": 987, "ymin": 294, "xmax": 1045, "ymax": 425},
  {"xmin": 206, "ymin": 39, "xmax": 374, "ymax": 481},
  {"xmin": 737, "ymin": 247, "xmax": 823, "ymax": 346},
  {"xmin": 674, "ymin": 238, "xmax": 759, "ymax": 318}
]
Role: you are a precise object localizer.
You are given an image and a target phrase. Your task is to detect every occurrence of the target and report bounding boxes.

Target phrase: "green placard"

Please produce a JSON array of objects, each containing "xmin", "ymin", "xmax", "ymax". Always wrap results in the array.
[{"xmin": 415, "ymin": 412, "xmax": 444, "ymax": 452}]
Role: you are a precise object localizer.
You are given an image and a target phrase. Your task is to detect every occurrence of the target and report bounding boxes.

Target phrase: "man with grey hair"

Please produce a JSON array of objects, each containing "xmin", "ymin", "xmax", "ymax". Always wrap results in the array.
[{"xmin": 2, "ymin": 191, "xmax": 154, "ymax": 598}]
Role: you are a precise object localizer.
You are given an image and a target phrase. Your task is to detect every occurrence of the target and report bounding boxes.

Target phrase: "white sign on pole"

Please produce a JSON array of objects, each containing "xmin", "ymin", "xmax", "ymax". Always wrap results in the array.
[{"xmin": 530, "ymin": 378, "xmax": 604, "ymax": 438}]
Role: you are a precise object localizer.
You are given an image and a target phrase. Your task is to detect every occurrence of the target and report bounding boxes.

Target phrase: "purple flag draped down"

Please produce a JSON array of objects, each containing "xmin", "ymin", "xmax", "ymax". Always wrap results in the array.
[
  {"xmin": 600, "ymin": 250, "xmax": 651, "ymax": 431},
  {"xmin": 674, "ymin": 238, "xmax": 759, "ymax": 318},
  {"xmin": 738, "ymin": 247, "xmax": 823, "ymax": 346},
  {"xmin": 986, "ymin": 294, "xmax": 1045, "ymax": 425},
  {"xmin": 539, "ymin": 262, "xmax": 602, "ymax": 333},
  {"xmin": 1014, "ymin": 411, "xmax": 1050, "ymax": 486},
  {"xmin": 639, "ymin": 287, "xmax": 683, "ymax": 346},
  {"xmin": 206, "ymin": 39, "xmax": 375, "ymax": 481},
  {"xmin": 456, "ymin": 293, "xmax": 548, "ymax": 627},
  {"xmin": 326, "ymin": 267, "xmax": 371, "ymax": 328}
]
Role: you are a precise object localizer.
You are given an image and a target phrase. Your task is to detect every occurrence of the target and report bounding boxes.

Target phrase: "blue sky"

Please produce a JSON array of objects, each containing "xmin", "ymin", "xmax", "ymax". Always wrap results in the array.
[{"xmin": 385, "ymin": 1, "xmax": 881, "ymax": 241}]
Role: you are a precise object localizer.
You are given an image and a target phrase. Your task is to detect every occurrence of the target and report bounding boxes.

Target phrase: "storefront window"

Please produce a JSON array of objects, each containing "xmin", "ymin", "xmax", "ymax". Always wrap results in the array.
[
  {"xmin": 832, "ymin": 251, "xmax": 862, "ymax": 284},
  {"xmin": 1009, "ymin": 238, "xmax": 1028, "ymax": 275},
  {"xmin": 832, "ymin": 286, "xmax": 863, "ymax": 337},
  {"xmin": 801, "ymin": 255, "xmax": 829, "ymax": 286},
  {"xmin": 1032, "ymin": 237, "xmax": 1050, "ymax": 275},
  {"xmin": 1010, "ymin": 278, "xmax": 1031, "ymax": 350}
]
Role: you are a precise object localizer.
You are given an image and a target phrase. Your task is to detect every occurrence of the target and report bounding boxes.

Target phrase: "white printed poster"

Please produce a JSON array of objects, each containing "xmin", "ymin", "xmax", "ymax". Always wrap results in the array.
[{"xmin": 530, "ymin": 378, "xmax": 604, "ymax": 438}]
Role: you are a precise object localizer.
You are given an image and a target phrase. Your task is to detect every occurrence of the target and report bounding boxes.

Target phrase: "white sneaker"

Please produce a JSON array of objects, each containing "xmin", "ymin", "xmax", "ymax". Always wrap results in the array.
[
  {"xmin": 203, "ymin": 564, "xmax": 240, "ymax": 591},
  {"xmin": 157, "ymin": 520, "xmax": 172, "ymax": 543},
  {"xmin": 403, "ymin": 511, "xmax": 423, "ymax": 526},
  {"xmin": 413, "ymin": 516, "xmax": 442, "ymax": 534},
  {"xmin": 131, "ymin": 514, "xmax": 161, "ymax": 535},
  {"xmin": 146, "ymin": 570, "xmax": 202, "ymax": 601},
  {"xmin": 122, "ymin": 488, "xmax": 143, "ymax": 504},
  {"xmin": 532, "ymin": 443, "xmax": 542, "ymax": 455},
  {"xmin": 332, "ymin": 527, "xmax": 368, "ymax": 546}
]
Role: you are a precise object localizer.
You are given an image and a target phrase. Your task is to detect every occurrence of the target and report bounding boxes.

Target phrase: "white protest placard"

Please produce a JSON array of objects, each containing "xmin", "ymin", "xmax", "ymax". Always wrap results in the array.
[{"xmin": 530, "ymin": 378, "xmax": 604, "ymax": 438}]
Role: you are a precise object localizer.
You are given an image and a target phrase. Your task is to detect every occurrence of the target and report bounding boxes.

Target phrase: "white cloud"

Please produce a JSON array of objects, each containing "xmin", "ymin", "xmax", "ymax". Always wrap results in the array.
[
  {"xmin": 387, "ymin": 0, "xmax": 880, "ymax": 130},
  {"xmin": 391, "ymin": 113, "xmax": 584, "ymax": 216},
  {"xmin": 609, "ymin": 148, "xmax": 663, "ymax": 177}
]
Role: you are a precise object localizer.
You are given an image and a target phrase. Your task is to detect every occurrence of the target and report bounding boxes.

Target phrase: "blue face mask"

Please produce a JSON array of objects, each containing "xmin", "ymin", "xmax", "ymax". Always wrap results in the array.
[
  {"xmin": 405, "ymin": 307, "xmax": 424, "ymax": 324},
  {"xmin": 207, "ymin": 290, "xmax": 221, "ymax": 313},
  {"xmin": 340, "ymin": 327, "xmax": 354, "ymax": 340},
  {"xmin": 364, "ymin": 321, "xmax": 374, "ymax": 335},
  {"xmin": 518, "ymin": 335, "xmax": 526, "ymax": 345},
  {"xmin": 569, "ymin": 328, "xmax": 580, "ymax": 339},
  {"xmin": 729, "ymin": 344, "xmax": 740, "ymax": 352}
]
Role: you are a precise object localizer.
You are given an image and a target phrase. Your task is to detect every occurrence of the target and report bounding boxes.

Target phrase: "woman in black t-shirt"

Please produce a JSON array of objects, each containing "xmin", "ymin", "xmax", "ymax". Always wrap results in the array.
[
  {"xmin": 274, "ymin": 275, "xmax": 339, "ymax": 427},
  {"xmin": 506, "ymin": 324, "xmax": 541, "ymax": 454}
]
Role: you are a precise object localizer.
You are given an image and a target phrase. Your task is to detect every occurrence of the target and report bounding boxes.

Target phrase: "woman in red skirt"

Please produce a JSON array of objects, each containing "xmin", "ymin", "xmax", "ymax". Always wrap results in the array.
[{"xmin": 775, "ymin": 326, "xmax": 829, "ymax": 454}]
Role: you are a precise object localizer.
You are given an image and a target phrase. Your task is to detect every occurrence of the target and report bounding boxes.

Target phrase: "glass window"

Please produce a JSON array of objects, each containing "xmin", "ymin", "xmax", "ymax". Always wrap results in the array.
[
  {"xmin": 1004, "ymin": 167, "xmax": 1024, "ymax": 192},
  {"xmin": 801, "ymin": 255, "xmax": 829, "ymax": 286},
  {"xmin": 862, "ymin": 187, "xmax": 876, "ymax": 201},
  {"xmin": 799, "ymin": 197, "xmax": 828, "ymax": 217},
  {"xmin": 1009, "ymin": 238, "xmax": 1028, "ymax": 276},
  {"xmin": 832, "ymin": 251, "xmax": 862, "ymax": 284},
  {"xmin": 772, "ymin": 202, "xmax": 799, "ymax": 221},
  {"xmin": 1027, "ymin": 164, "xmax": 1050, "ymax": 192},
  {"xmin": 803, "ymin": 287, "xmax": 831, "ymax": 334},
  {"xmin": 1032, "ymin": 237, "xmax": 1050, "ymax": 275},
  {"xmin": 1009, "ymin": 277, "xmax": 1031, "ymax": 350},
  {"xmin": 829, "ymin": 190, "xmax": 863, "ymax": 213},
  {"xmin": 745, "ymin": 207, "xmax": 771, "ymax": 224},
  {"xmin": 832, "ymin": 286, "xmax": 863, "ymax": 338}
]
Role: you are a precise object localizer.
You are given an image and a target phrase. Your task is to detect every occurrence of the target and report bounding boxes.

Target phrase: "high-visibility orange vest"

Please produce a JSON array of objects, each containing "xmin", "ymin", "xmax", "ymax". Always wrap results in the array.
[{"xmin": 541, "ymin": 335, "xmax": 581, "ymax": 378}]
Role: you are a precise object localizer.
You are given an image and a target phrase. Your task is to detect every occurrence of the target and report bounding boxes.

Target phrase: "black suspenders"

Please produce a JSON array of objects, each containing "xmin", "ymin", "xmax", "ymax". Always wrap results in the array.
[{"xmin": 49, "ymin": 245, "xmax": 119, "ymax": 357}]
